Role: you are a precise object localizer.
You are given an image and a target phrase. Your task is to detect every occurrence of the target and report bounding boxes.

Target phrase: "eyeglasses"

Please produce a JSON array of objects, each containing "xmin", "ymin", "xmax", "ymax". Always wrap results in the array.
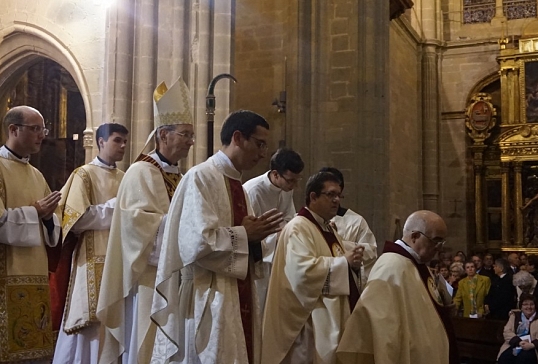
[
  {"xmin": 413, "ymin": 230, "xmax": 446, "ymax": 249},
  {"xmin": 14, "ymin": 124, "xmax": 49, "ymax": 136},
  {"xmin": 320, "ymin": 191, "xmax": 344, "ymax": 200},
  {"xmin": 279, "ymin": 173, "xmax": 303, "ymax": 185},
  {"xmin": 248, "ymin": 136, "xmax": 268, "ymax": 151},
  {"xmin": 173, "ymin": 131, "xmax": 195, "ymax": 141}
]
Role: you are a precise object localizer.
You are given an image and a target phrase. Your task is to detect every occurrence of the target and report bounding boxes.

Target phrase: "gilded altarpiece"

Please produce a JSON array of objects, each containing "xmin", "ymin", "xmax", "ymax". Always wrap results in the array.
[{"xmin": 472, "ymin": 40, "xmax": 538, "ymax": 254}]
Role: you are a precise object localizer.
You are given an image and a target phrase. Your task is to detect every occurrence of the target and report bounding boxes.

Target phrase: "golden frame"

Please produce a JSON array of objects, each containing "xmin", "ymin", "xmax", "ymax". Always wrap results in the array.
[{"xmin": 519, "ymin": 57, "xmax": 538, "ymax": 124}]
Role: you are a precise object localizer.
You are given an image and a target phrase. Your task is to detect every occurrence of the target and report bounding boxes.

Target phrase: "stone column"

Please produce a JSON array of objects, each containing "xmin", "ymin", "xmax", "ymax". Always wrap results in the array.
[
  {"xmin": 422, "ymin": 0, "xmax": 442, "ymax": 212},
  {"xmin": 353, "ymin": 0, "xmax": 391, "ymax": 241},
  {"xmin": 101, "ymin": 0, "xmax": 134, "ymax": 169},
  {"xmin": 130, "ymin": 0, "xmax": 157, "ymax": 160},
  {"xmin": 474, "ymin": 164, "xmax": 485, "ymax": 246},
  {"xmin": 422, "ymin": 43, "xmax": 441, "ymax": 212},
  {"xmin": 501, "ymin": 162, "xmax": 511, "ymax": 245},
  {"xmin": 514, "ymin": 162, "xmax": 524, "ymax": 245}
]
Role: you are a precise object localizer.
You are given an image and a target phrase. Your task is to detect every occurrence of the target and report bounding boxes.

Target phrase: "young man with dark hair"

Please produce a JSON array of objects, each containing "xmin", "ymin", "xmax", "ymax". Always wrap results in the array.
[
  {"xmin": 52, "ymin": 123, "xmax": 129, "ymax": 363},
  {"xmin": 262, "ymin": 171, "xmax": 363, "ymax": 363},
  {"xmin": 243, "ymin": 147, "xmax": 304, "ymax": 310},
  {"xmin": 152, "ymin": 110, "xmax": 283, "ymax": 363},
  {"xmin": 319, "ymin": 166, "xmax": 377, "ymax": 289}
]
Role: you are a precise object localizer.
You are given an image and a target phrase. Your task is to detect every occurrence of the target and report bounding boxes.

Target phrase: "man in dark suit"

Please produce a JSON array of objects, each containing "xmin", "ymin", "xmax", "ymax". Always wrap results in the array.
[
  {"xmin": 474, "ymin": 254, "xmax": 495, "ymax": 280},
  {"xmin": 508, "ymin": 252, "xmax": 520, "ymax": 274},
  {"xmin": 484, "ymin": 258, "xmax": 517, "ymax": 320}
]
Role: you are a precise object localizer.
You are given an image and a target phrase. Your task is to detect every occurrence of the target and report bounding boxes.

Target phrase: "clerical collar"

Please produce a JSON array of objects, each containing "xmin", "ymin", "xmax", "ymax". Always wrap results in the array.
[
  {"xmin": 213, "ymin": 151, "xmax": 242, "ymax": 180},
  {"xmin": 96, "ymin": 156, "xmax": 117, "ymax": 169},
  {"xmin": 156, "ymin": 149, "xmax": 177, "ymax": 166},
  {"xmin": 395, "ymin": 239, "xmax": 422, "ymax": 263},
  {"xmin": 0, "ymin": 145, "xmax": 30, "ymax": 163},
  {"xmin": 92, "ymin": 156, "xmax": 117, "ymax": 169},
  {"xmin": 265, "ymin": 171, "xmax": 283, "ymax": 192},
  {"xmin": 305, "ymin": 207, "xmax": 331, "ymax": 231}
]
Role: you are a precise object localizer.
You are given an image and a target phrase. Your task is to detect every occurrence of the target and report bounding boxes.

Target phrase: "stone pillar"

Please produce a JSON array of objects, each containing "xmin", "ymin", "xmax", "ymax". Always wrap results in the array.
[
  {"xmin": 501, "ymin": 162, "xmax": 511, "ymax": 245},
  {"xmin": 353, "ymin": 0, "xmax": 391, "ymax": 241},
  {"xmin": 495, "ymin": 0, "xmax": 504, "ymax": 17},
  {"xmin": 422, "ymin": 42, "xmax": 440, "ymax": 212},
  {"xmin": 101, "ymin": 0, "xmax": 134, "ymax": 169},
  {"xmin": 474, "ymin": 164, "xmax": 485, "ymax": 246},
  {"xmin": 130, "ymin": 0, "xmax": 157, "ymax": 160},
  {"xmin": 514, "ymin": 162, "xmax": 524, "ymax": 245}
]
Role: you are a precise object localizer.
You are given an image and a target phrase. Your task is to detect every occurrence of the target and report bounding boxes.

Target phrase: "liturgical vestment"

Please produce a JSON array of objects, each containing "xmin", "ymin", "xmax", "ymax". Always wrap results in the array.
[
  {"xmin": 53, "ymin": 158, "xmax": 124, "ymax": 364},
  {"xmin": 152, "ymin": 150, "xmax": 263, "ymax": 364},
  {"xmin": 262, "ymin": 208, "xmax": 354, "ymax": 364},
  {"xmin": 97, "ymin": 152, "xmax": 180, "ymax": 364},
  {"xmin": 337, "ymin": 240, "xmax": 456, "ymax": 364},
  {"xmin": 0, "ymin": 146, "xmax": 60, "ymax": 363}
]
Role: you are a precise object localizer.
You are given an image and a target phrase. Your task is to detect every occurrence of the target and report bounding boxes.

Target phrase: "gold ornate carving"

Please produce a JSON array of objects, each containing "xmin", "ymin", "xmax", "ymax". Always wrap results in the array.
[{"xmin": 466, "ymin": 93, "xmax": 497, "ymax": 144}]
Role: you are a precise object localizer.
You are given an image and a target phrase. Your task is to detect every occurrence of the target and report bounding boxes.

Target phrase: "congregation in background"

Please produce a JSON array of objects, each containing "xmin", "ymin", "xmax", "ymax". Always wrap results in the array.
[{"xmin": 3, "ymin": 80, "xmax": 538, "ymax": 364}]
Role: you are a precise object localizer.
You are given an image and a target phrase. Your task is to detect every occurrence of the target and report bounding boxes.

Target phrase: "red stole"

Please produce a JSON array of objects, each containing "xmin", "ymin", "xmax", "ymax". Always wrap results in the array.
[
  {"xmin": 383, "ymin": 241, "xmax": 459, "ymax": 364},
  {"xmin": 296, "ymin": 207, "xmax": 360, "ymax": 311},
  {"xmin": 226, "ymin": 177, "xmax": 254, "ymax": 363}
]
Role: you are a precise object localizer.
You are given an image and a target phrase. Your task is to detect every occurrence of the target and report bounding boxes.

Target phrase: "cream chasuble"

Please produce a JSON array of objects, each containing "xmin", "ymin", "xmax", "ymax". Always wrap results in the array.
[
  {"xmin": 261, "ymin": 213, "xmax": 351, "ymax": 364},
  {"xmin": 151, "ymin": 151, "xmax": 263, "ymax": 364},
  {"xmin": 60, "ymin": 162, "xmax": 124, "ymax": 333},
  {"xmin": 336, "ymin": 251, "xmax": 450, "ymax": 364},
  {"xmin": 0, "ymin": 147, "xmax": 61, "ymax": 363},
  {"xmin": 97, "ymin": 154, "xmax": 180, "ymax": 364}
]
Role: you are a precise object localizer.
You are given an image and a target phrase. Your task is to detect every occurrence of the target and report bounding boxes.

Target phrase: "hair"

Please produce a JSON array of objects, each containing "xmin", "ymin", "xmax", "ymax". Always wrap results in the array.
[
  {"xmin": 528, "ymin": 255, "xmax": 538, "ymax": 268},
  {"xmin": 270, "ymin": 148, "xmax": 304, "ymax": 175},
  {"xmin": 319, "ymin": 167, "xmax": 344, "ymax": 190},
  {"xmin": 429, "ymin": 259, "xmax": 440, "ymax": 269},
  {"xmin": 494, "ymin": 258, "xmax": 510, "ymax": 274},
  {"xmin": 513, "ymin": 270, "xmax": 534, "ymax": 288},
  {"xmin": 220, "ymin": 110, "xmax": 269, "ymax": 146},
  {"xmin": 449, "ymin": 262, "xmax": 465, "ymax": 279},
  {"xmin": 456, "ymin": 251, "xmax": 467, "ymax": 260},
  {"xmin": 464, "ymin": 260, "xmax": 476, "ymax": 269},
  {"xmin": 305, "ymin": 172, "xmax": 342, "ymax": 206},
  {"xmin": 154, "ymin": 125, "xmax": 177, "ymax": 147},
  {"xmin": 3, "ymin": 106, "xmax": 41, "ymax": 134},
  {"xmin": 519, "ymin": 293, "xmax": 536, "ymax": 309},
  {"xmin": 95, "ymin": 123, "xmax": 129, "ymax": 150}
]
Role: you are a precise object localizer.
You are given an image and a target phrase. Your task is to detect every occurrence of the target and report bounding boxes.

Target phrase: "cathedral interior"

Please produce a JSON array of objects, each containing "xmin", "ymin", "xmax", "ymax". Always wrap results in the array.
[{"xmin": 3, "ymin": 0, "xmax": 538, "ymax": 258}]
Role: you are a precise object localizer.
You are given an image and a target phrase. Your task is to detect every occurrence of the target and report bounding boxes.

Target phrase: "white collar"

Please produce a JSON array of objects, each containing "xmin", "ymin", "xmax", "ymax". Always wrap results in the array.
[
  {"xmin": 394, "ymin": 239, "xmax": 422, "ymax": 263},
  {"xmin": 148, "ymin": 151, "xmax": 179, "ymax": 174},
  {"xmin": 0, "ymin": 145, "xmax": 30, "ymax": 164},
  {"xmin": 90, "ymin": 157, "xmax": 116, "ymax": 170},
  {"xmin": 213, "ymin": 150, "xmax": 242, "ymax": 180},
  {"xmin": 305, "ymin": 207, "xmax": 331, "ymax": 230}
]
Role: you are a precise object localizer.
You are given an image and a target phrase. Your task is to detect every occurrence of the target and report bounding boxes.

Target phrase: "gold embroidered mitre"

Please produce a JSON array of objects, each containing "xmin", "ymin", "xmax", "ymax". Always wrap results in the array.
[{"xmin": 153, "ymin": 77, "xmax": 193, "ymax": 127}]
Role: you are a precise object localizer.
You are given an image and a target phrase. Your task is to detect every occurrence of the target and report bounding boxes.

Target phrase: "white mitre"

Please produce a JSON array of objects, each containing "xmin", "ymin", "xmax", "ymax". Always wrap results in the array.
[{"xmin": 137, "ymin": 77, "xmax": 193, "ymax": 157}]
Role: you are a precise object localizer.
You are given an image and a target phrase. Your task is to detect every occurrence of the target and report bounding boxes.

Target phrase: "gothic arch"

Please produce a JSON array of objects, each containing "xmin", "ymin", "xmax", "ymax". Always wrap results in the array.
[
  {"xmin": 466, "ymin": 70, "xmax": 500, "ymax": 105},
  {"xmin": 0, "ymin": 23, "xmax": 93, "ymax": 147}
]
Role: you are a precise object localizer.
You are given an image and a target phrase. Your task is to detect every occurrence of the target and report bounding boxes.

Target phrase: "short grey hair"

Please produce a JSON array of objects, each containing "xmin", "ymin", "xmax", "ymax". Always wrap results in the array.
[{"xmin": 513, "ymin": 271, "xmax": 535, "ymax": 288}]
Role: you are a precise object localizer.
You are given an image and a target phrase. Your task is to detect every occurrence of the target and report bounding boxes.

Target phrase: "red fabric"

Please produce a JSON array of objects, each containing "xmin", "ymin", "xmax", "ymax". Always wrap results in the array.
[
  {"xmin": 48, "ymin": 233, "xmax": 78, "ymax": 332},
  {"xmin": 227, "ymin": 177, "xmax": 253, "ymax": 363}
]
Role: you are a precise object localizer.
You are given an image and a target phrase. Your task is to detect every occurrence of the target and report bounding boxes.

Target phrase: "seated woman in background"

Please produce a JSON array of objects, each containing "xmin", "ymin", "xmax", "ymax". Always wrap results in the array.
[{"xmin": 498, "ymin": 293, "xmax": 538, "ymax": 364}]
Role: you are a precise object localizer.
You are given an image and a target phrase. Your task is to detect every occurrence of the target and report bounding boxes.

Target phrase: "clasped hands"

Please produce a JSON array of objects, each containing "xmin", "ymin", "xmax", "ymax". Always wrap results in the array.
[
  {"xmin": 242, "ymin": 208, "xmax": 284, "ymax": 243},
  {"xmin": 32, "ymin": 191, "xmax": 61, "ymax": 220},
  {"xmin": 346, "ymin": 245, "xmax": 364, "ymax": 271}
]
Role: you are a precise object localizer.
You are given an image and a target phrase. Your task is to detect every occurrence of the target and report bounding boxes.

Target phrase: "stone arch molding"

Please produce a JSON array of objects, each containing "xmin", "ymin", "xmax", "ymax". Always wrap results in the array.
[
  {"xmin": 465, "ymin": 70, "xmax": 500, "ymax": 106},
  {"xmin": 0, "ymin": 23, "xmax": 93, "ymax": 131}
]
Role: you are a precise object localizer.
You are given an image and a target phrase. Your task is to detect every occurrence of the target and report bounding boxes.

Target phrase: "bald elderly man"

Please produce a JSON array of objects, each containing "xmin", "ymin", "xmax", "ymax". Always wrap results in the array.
[{"xmin": 337, "ymin": 210, "xmax": 459, "ymax": 364}]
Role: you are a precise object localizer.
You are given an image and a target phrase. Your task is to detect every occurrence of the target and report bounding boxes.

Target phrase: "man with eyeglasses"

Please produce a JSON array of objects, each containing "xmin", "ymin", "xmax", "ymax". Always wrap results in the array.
[
  {"xmin": 0, "ymin": 105, "xmax": 61, "ymax": 362},
  {"xmin": 262, "ymin": 171, "xmax": 363, "ymax": 364},
  {"xmin": 51, "ymin": 123, "xmax": 128, "ymax": 364},
  {"xmin": 320, "ymin": 167, "xmax": 377, "ymax": 292},
  {"xmin": 97, "ymin": 78, "xmax": 194, "ymax": 364},
  {"xmin": 338, "ymin": 210, "xmax": 460, "ymax": 364},
  {"xmin": 243, "ymin": 147, "xmax": 304, "ymax": 311},
  {"xmin": 152, "ymin": 110, "xmax": 283, "ymax": 364}
]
